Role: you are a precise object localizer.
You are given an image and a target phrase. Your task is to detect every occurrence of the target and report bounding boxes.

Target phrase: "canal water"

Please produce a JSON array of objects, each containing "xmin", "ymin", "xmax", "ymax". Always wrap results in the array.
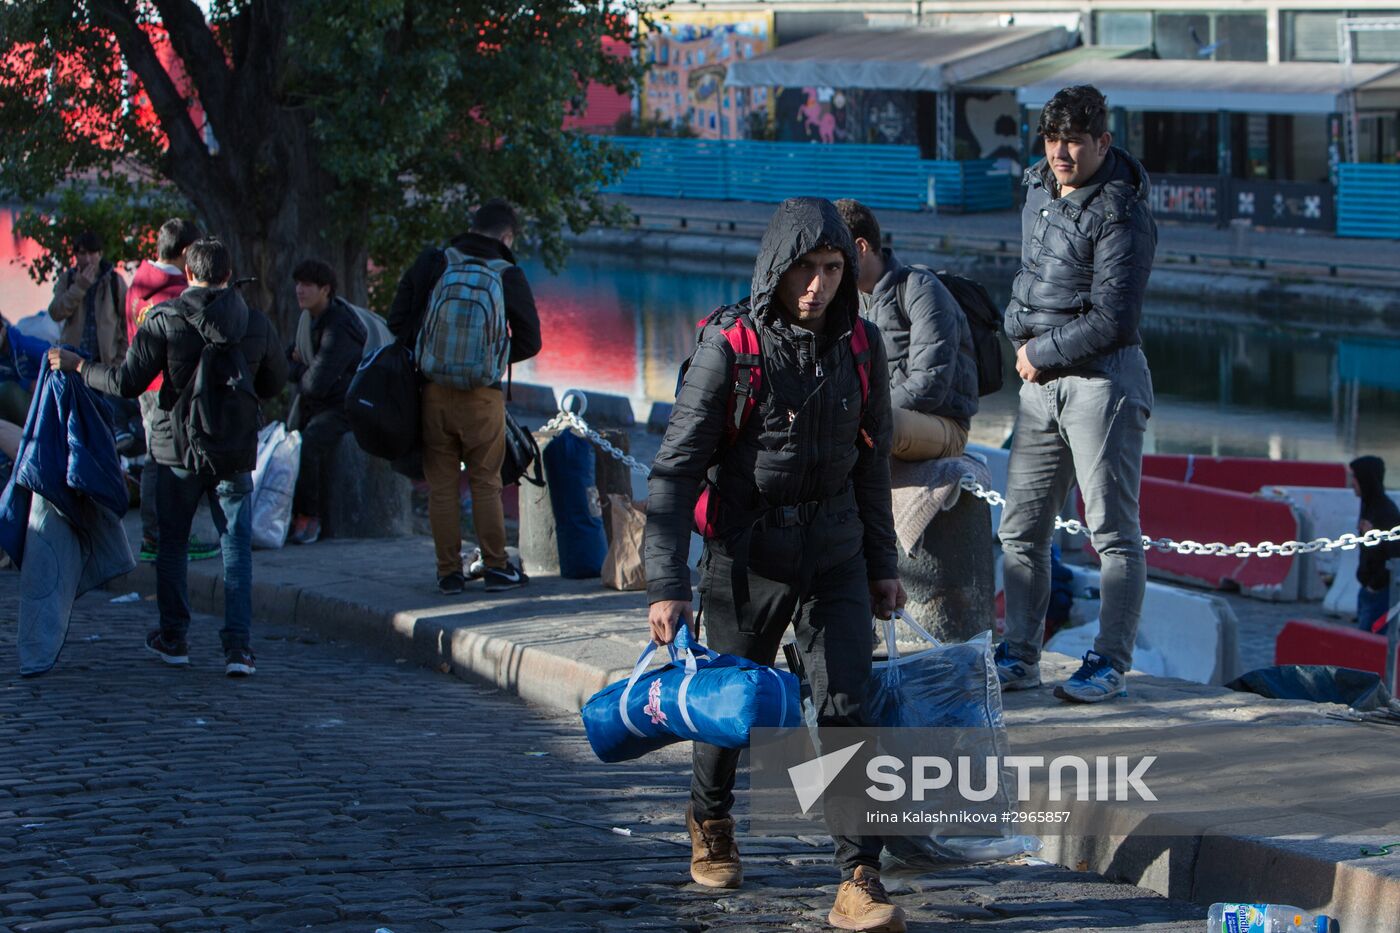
[
  {"xmin": 514, "ymin": 251, "xmax": 1400, "ymax": 467},
  {"xmin": 5, "ymin": 206, "xmax": 1396, "ymax": 466}
]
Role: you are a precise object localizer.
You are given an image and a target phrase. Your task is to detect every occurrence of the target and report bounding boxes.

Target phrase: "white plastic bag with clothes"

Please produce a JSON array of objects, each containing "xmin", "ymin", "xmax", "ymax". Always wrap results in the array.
[
  {"xmin": 250, "ymin": 422, "xmax": 302, "ymax": 549},
  {"xmin": 867, "ymin": 611, "xmax": 1041, "ymax": 870}
]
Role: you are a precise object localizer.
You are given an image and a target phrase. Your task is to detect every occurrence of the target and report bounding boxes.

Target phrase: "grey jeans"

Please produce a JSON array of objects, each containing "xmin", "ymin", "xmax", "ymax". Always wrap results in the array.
[{"xmin": 999, "ymin": 347, "xmax": 1153, "ymax": 673}]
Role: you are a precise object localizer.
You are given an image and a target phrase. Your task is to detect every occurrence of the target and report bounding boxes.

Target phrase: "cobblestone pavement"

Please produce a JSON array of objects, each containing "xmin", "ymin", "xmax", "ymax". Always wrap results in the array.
[{"xmin": 1, "ymin": 577, "xmax": 1204, "ymax": 932}]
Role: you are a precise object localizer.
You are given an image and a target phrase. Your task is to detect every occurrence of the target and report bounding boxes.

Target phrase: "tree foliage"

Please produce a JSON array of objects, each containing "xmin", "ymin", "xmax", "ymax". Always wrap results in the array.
[{"xmin": 0, "ymin": 0, "xmax": 651, "ymax": 330}]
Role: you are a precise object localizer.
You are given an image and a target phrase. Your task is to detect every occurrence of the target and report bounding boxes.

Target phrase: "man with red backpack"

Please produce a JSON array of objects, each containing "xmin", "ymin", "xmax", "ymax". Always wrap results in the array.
[
  {"xmin": 645, "ymin": 197, "xmax": 907, "ymax": 932},
  {"xmin": 387, "ymin": 198, "xmax": 542, "ymax": 595}
]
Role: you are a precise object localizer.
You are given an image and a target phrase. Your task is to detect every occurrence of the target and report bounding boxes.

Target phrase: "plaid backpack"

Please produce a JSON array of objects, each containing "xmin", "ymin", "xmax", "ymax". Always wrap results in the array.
[{"xmin": 415, "ymin": 247, "xmax": 511, "ymax": 389}]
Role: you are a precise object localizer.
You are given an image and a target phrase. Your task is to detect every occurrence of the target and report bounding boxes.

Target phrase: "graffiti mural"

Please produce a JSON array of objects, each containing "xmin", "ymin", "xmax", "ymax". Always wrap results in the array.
[
  {"xmin": 774, "ymin": 88, "xmax": 918, "ymax": 145},
  {"xmin": 644, "ymin": 13, "xmax": 772, "ymax": 140}
]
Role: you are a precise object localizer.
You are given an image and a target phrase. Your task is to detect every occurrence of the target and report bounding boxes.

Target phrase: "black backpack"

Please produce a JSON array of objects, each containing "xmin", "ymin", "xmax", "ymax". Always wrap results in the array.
[
  {"xmin": 502, "ymin": 408, "xmax": 544, "ymax": 487},
  {"xmin": 345, "ymin": 342, "xmax": 421, "ymax": 461},
  {"xmin": 901, "ymin": 266, "xmax": 1005, "ymax": 397},
  {"xmin": 170, "ymin": 331, "xmax": 261, "ymax": 476}
]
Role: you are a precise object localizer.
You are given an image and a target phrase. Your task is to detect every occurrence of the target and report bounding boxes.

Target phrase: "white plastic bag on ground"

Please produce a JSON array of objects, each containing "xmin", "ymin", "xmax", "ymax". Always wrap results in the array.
[{"xmin": 250, "ymin": 422, "xmax": 302, "ymax": 549}]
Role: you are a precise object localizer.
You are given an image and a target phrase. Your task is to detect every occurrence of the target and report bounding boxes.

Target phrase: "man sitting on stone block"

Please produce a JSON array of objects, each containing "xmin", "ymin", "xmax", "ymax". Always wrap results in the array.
[
  {"xmin": 286, "ymin": 260, "xmax": 367, "ymax": 546},
  {"xmin": 835, "ymin": 199, "xmax": 978, "ymax": 461}
]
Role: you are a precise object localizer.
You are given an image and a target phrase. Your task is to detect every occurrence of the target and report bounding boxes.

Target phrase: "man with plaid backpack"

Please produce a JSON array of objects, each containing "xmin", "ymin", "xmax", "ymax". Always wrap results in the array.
[{"xmin": 388, "ymin": 199, "xmax": 542, "ymax": 595}]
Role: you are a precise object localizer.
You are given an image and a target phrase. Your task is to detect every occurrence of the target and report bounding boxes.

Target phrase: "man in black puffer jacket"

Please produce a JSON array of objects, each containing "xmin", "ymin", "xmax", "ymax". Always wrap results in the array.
[
  {"xmin": 50, "ymin": 238, "xmax": 287, "ymax": 678},
  {"xmin": 995, "ymin": 85, "xmax": 1156, "ymax": 705},
  {"xmin": 645, "ymin": 198, "xmax": 907, "ymax": 932}
]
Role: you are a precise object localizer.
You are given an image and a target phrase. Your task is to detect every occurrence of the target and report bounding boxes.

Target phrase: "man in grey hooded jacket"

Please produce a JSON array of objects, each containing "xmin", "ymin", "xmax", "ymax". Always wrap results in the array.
[
  {"xmin": 996, "ymin": 85, "xmax": 1157, "ymax": 705},
  {"xmin": 835, "ymin": 198, "xmax": 978, "ymax": 461}
]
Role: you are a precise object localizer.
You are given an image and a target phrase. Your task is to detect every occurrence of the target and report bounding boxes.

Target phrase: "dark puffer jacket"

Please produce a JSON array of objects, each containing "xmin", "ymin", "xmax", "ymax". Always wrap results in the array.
[
  {"xmin": 862, "ymin": 249, "xmax": 978, "ymax": 428},
  {"xmin": 82, "ymin": 286, "xmax": 288, "ymax": 468},
  {"xmin": 645, "ymin": 198, "xmax": 897, "ymax": 604},
  {"xmin": 288, "ymin": 297, "xmax": 367, "ymax": 425},
  {"xmin": 1005, "ymin": 147, "xmax": 1157, "ymax": 373}
]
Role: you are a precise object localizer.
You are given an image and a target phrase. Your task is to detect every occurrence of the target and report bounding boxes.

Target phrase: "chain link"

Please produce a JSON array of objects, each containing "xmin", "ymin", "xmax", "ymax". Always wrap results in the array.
[
  {"xmin": 541, "ymin": 410, "xmax": 654, "ymax": 477},
  {"xmin": 538, "ymin": 403, "xmax": 1400, "ymax": 558},
  {"xmin": 958, "ymin": 475, "xmax": 1400, "ymax": 557}
]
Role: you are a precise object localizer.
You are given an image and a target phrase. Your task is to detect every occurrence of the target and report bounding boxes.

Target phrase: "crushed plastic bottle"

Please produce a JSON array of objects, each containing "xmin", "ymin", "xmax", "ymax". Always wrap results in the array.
[{"xmin": 1206, "ymin": 903, "xmax": 1338, "ymax": 933}]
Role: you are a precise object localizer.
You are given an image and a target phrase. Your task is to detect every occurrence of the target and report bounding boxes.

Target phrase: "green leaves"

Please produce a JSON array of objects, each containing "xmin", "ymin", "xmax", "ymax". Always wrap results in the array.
[{"xmin": 2, "ymin": 0, "xmax": 656, "ymax": 313}]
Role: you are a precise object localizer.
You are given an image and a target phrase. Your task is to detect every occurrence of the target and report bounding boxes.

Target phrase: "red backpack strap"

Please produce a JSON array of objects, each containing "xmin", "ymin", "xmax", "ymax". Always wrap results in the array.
[
  {"xmin": 719, "ymin": 315, "xmax": 763, "ymax": 443},
  {"xmin": 848, "ymin": 320, "xmax": 876, "ymax": 449}
]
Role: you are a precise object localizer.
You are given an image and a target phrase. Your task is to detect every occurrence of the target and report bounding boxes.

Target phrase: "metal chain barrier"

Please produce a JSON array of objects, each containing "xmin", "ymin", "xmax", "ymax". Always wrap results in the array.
[
  {"xmin": 958, "ymin": 476, "xmax": 1400, "ymax": 557},
  {"xmin": 540, "ymin": 399, "xmax": 1400, "ymax": 558}
]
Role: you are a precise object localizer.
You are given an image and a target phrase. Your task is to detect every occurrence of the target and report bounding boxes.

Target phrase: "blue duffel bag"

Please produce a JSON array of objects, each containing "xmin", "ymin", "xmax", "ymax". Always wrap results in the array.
[{"xmin": 581, "ymin": 625, "xmax": 801, "ymax": 763}]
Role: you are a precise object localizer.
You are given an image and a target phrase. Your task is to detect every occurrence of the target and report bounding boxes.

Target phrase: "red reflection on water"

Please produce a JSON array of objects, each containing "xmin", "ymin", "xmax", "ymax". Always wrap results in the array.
[
  {"xmin": 516, "ymin": 280, "xmax": 638, "ymax": 397},
  {"xmin": 0, "ymin": 207, "xmax": 49, "ymax": 324}
]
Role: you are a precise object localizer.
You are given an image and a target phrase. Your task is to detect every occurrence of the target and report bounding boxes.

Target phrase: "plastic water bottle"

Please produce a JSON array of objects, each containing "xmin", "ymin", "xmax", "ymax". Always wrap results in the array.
[{"xmin": 1205, "ymin": 903, "xmax": 1338, "ymax": 933}]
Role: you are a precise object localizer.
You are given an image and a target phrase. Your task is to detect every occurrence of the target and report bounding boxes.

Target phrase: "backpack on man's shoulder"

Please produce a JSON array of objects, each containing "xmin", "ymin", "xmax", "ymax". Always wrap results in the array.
[
  {"xmin": 900, "ymin": 265, "xmax": 1005, "ymax": 397},
  {"xmin": 416, "ymin": 246, "xmax": 512, "ymax": 389},
  {"xmin": 170, "ymin": 322, "xmax": 261, "ymax": 476}
]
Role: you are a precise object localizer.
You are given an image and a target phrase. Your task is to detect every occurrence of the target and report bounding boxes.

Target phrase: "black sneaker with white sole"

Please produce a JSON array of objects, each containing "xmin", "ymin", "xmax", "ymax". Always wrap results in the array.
[
  {"xmin": 225, "ymin": 648, "xmax": 256, "ymax": 677},
  {"xmin": 438, "ymin": 571, "xmax": 467, "ymax": 595},
  {"xmin": 483, "ymin": 565, "xmax": 529, "ymax": 592},
  {"xmin": 145, "ymin": 629, "xmax": 189, "ymax": 665}
]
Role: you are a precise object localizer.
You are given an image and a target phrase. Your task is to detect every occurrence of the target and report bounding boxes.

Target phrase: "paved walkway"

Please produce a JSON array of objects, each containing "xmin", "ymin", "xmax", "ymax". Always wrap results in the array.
[
  {"xmin": 23, "ymin": 504, "xmax": 1384, "ymax": 930},
  {"xmin": 0, "ymin": 576, "xmax": 1209, "ymax": 932}
]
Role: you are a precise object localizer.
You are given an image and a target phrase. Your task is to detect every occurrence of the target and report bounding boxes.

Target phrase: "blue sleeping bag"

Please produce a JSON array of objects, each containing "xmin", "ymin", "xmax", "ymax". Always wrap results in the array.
[
  {"xmin": 542, "ymin": 429, "xmax": 607, "ymax": 578},
  {"xmin": 582, "ymin": 625, "xmax": 802, "ymax": 763}
]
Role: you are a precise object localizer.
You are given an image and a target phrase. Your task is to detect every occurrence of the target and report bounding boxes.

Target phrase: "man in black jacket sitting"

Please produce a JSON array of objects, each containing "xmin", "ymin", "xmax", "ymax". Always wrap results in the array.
[
  {"xmin": 286, "ymin": 259, "xmax": 367, "ymax": 545},
  {"xmin": 49, "ymin": 238, "xmax": 287, "ymax": 677}
]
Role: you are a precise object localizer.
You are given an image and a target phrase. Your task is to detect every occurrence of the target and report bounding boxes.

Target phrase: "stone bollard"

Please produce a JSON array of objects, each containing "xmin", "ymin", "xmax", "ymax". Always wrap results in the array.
[
  {"xmin": 322, "ymin": 433, "xmax": 414, "ymax": 539},
  {"xmin": 593, "ymin": 430, "xmax": 632, "ymax": 544},
  {"xmin": 895, "ymin": 493, "xmax": 996, "ymax": 644},
  {"xmin": 519, "ymin": 430, "xmax": 559, "ymax": 575}
]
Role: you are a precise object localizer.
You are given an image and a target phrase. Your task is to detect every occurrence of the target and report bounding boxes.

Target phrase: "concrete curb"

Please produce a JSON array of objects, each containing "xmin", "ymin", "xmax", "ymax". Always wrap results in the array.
[{"xmin": 107, "ymin": 549, "xmax": 1400, "ymax": 930}]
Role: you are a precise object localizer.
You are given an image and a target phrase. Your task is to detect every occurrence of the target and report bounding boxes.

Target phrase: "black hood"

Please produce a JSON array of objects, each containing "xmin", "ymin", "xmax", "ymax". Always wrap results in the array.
[
  {"xmin": 1351, "ymin": 455, "xmax": 1400, "ymax": 527},
  {"xmin": 178, "ymin": 285, "xmax": 250, "ymax": 345},
  {"xmin": 750, "ymin": 197, "xmax": 861, "ymax": 333}
]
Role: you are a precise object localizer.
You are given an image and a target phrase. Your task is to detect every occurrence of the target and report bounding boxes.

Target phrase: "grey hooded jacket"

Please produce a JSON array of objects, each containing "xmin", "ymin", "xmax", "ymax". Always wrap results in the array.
[
  {"xmin": 644, "ymin": 198, "xmax": 898, "ymax": 604},
  {"xmin": 861, "ymin": 249, "xmax": 978, "ymax": 428},
  {"xmin": 1005, "ymin": 147, "xmax": 1157, "ymax": 373}
]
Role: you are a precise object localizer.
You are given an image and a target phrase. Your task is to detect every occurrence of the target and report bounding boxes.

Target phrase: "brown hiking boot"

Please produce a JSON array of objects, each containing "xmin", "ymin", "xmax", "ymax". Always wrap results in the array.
[
  {"xmin": 828, "ymin": 866, "xmax": 906, "ymax": 932},
  {"xmin": 686, "ymin": 805, "xmax": 742, "ymax": 888}
]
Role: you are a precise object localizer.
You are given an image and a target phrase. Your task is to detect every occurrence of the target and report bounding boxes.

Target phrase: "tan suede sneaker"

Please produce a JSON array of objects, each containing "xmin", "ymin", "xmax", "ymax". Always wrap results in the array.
[
  {"xmin": 828, "ymin": 866, "xmax": 907, "ymax": 932},
  {"xmin": 686, "ymin": 805, "xmax": 743, "ymax": 888}
]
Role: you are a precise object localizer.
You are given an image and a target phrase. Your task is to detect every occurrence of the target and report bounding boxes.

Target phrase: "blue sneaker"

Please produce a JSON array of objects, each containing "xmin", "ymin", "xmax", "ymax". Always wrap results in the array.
[
  {"xmin": 1055, "ymin": 651, "xmax": 1127, "ymax": 703},
  {"xmin": 994, "ymin": 642, "xmax": 1041, "ymax": 691}
]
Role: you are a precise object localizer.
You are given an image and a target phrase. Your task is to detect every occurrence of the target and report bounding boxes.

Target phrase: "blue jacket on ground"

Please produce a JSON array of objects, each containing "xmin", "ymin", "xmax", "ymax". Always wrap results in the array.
[{"xmin": 0, "ymin": 366, "xmax": 129, "ymax": 565}]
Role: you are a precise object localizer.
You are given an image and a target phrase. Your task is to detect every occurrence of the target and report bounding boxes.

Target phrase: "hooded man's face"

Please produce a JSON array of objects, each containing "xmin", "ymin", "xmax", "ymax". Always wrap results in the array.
[{"xmin": 776, "ymin": 247, "xmax": 845, "ymax": 331}]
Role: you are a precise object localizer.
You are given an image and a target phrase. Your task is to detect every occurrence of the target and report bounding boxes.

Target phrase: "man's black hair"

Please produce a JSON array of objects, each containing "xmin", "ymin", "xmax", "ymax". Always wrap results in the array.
[
  {"xmin": 75, "ymin": 230, "xmax": 102, "ymax": 254},
  {"xmin": 1038, "ymin": 85, "xmax": 1109, "ymax": 140},
  {"xmin": 156, "ymin": 218, "xmax": 201, "ymax": 263},
  {"xmin": 292, "ymin": 258, "xmax": 337, "ymax": 298},
  {"xmin": 185, "ymin": 237, "xmax": 232, "ymax": 285},
  {"xmin": 833, "ymin": 199, "xmax": 882, "ymax": 250},
  {"xmin": 471, "ymin": 198, "xmax": 519, "ymax": 239}
]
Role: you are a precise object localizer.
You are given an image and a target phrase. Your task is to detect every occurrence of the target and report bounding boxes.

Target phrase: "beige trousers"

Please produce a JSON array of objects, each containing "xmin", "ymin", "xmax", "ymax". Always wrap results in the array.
[
  {"xmin": 891, "ymin": 407, "xmax": 969, "ymax": 462},
  {"xmin": 421, "ymin": 382, "xmax": 507, "ymax": 577}
]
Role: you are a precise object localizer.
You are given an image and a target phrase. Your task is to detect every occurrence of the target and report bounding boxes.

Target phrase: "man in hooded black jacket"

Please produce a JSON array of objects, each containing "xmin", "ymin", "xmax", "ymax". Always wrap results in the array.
[
  {"xmin": 1350, "ymin": 456, "xmax": 1400, "ymax": 633},
  {"xmin": 645, "ymin": 198, "xmax": 907, "ymax": 932},
  {"xmin": 50, "ymin": 238, "xmax": 287, "ymax": 678}
]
